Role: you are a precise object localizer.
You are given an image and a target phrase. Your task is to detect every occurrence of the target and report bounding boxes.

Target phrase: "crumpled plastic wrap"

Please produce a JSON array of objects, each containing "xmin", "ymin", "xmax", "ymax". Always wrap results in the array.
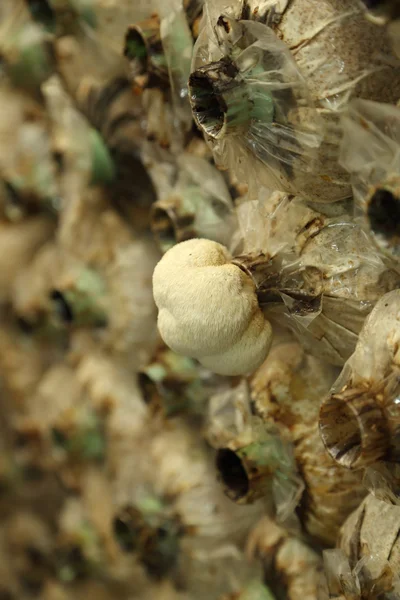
[
  {"xmin": 363, "ymin": 461, "xmax": 400, "ymax": 506},
  {"xmin": 359, "ymin": 0, "xmax": 400, "ymax": 23},
  {"xmin": 189, "ymin": 0, "xmax": 400, "ymax": 201},
  {"xmin": 74, "ymin": 77, "xmax": 156, "ymax": 230},
  {"xmin": 55, "ymin": 482, "xmax": 115, "ymax": 581},
  {"xmin": 55, "ymin": 28, "xmax": 125, "ymax": 102},
  {"xmin": 272, "ymin": 0, "xmax": 400, "ymax": 106},
  {"xmin": 5, "ymin": 0, "xmax": 400, "ymax": 597},
  {"xmin": 319, "ymin": 549, "xmax": 361, "ymax": 600},
  {"xmin": 340, "ymin": 98, "xmax": 400, "ymax": 265},
  {"xmin": 340, "ymin": 493, "xmax": 400, "ymax": 578},
  {"xmin": 1, "ymin": 351, "xmax": 151, "ymax": 590},
  {"xmin": 319, "ymin": 290, "xmax": 400, "ymax": 481},
  {"xmin": 2, "ymin": 511, "xmax": 55, "ymax": 595},
  {"xmin": 43, "ymin": 75, "xmax": 101, "ymax": 209},
  {"xmin": 319, "ymin": 494, "xmax": 400, "ymax": 599},
  {"xmin": 32, "ymin": 8, "xmax": 158, "ymax": 230},
  {"xmin": 234, "ymin": 194, "xmax": 399, "ymax": 365}
]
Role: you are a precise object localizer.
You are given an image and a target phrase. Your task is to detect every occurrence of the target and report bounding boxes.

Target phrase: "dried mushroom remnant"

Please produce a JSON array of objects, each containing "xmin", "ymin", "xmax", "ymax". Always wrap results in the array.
[
  {"xmin": 152, "ymin": 238, "xmax": 272, "ymax": 376},
  {"xmin": 319, "ymin": 289, "xmax": 400, "ymax": 471}
]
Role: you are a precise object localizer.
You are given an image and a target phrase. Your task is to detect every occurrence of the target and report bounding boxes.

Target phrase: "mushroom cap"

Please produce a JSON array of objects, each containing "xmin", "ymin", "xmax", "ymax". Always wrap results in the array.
[
  {"xmin": 153, "ymin": 239, "xmax": 273, "ymax": 373},
  {"xmin": 199, "ymin": 311, "xmax": 273, "ymax": 376}
]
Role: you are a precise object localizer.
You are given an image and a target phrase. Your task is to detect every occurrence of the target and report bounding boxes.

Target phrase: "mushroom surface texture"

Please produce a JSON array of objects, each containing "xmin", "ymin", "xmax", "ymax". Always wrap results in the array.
[{"xmin": 152, "ymin": 238, "xmax": 272, "ymax": 375}]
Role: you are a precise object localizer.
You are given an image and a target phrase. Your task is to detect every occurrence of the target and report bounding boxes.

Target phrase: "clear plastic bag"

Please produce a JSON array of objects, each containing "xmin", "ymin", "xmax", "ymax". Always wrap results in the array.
[
  {"xmin": 234, "ymin": 193, "xmax": 399, "ymax": 364},
  {"xmin": 319, "ymin": 290, "xmax": 400, "ymax": 471},
  {"xmin": 151, "ymin": 153, "xmax": 236, "ymax": 252},
  {"xmin": 190, "ymin": 15, "xmax": 328, "ymax": 200},
  {"xmin": 250, "ymin": 338, "xmax": 365, "ymax": 545},
  {"xmin": 340, "ymin": 98, "xmax": 400, "ymax": 264},
  {"xmin": 207, "ymin": 383, "xmax": 304, "ymax": 520},
  {"xmin": 190, "ymin": 0, "xmax": 400, "ymax": 200}
]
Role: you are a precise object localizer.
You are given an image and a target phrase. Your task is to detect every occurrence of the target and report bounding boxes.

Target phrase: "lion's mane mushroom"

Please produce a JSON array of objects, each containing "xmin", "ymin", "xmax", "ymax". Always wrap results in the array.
[{"xmin": 152, "ymin": 239, "xmax": 272, "ymax": 376}]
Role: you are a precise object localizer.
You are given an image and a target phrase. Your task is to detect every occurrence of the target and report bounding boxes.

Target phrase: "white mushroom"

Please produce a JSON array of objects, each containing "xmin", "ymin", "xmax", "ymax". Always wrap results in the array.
[{"xmin": 152, "ymin": 238, "xmax": 272, "ymax": 375}]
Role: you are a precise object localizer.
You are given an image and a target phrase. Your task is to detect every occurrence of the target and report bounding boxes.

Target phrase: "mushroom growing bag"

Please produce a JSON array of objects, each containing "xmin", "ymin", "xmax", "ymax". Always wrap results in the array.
[{"xmin": 189, "ymin": 0, "xmax": 400, "ymax": 200}]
